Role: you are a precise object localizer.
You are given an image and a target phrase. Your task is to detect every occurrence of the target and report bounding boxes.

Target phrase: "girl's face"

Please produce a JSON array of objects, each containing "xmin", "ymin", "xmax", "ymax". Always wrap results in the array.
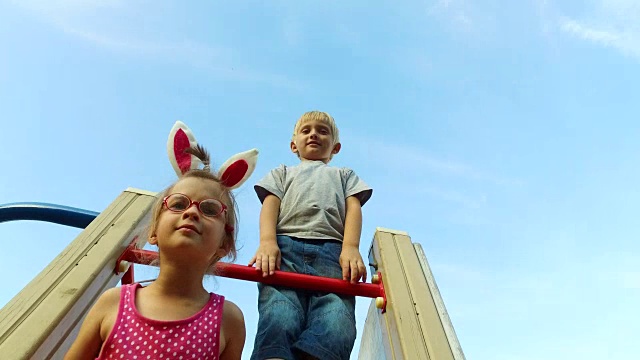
[{"xmin": 150, "ymin": 177, "xmax": 229, "ymax": 265}]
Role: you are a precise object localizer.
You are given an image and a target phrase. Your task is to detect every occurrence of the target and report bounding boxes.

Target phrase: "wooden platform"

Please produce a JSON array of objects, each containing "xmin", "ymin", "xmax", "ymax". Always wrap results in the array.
[
  {"xmin": 358, "ymin": 228, "xmax": 466, "ymax": 360},
  {"xmin": 0, "ymin": 188, "xmax": 155, "ymax": 359}
]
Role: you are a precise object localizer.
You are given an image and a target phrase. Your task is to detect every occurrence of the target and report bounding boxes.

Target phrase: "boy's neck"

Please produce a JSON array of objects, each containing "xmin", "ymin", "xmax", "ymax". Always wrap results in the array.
[{"xmin": 300, "ymin": 158, "xmax": 330, "ymax": 164}]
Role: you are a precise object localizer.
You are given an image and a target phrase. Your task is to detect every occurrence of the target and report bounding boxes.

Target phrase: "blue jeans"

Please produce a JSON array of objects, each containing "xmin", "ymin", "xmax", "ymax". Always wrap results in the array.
[{"xmin": 250, "ymin": 235, "xmax": 357, "ymax": 360}]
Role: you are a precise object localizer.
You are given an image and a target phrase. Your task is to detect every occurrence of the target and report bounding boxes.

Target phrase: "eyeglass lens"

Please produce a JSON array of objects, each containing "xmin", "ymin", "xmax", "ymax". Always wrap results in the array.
[{"xmin": 166, "ymin": 194, "xmax": 223, "ymax": 217}]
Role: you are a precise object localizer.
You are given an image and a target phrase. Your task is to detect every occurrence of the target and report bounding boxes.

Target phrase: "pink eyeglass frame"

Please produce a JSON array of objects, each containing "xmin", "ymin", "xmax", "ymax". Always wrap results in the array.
[{"xmin": 162, "ymin": 193, "xmax": 234, "ymax": 233}]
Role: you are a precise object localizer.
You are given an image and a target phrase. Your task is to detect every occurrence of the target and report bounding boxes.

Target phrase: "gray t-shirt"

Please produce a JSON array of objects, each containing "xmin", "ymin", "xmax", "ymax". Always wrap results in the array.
[{"xmin": 254, "ymin": 160, "xmax": 373, "ymax": 242}]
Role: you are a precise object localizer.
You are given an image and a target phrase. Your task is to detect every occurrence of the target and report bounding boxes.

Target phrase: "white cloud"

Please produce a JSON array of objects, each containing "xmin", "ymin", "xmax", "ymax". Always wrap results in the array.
[
  {"xmin": 428, "ymin": 0, "xmax": 475, "ymax": 32},
  {"xmin": 282, "ymin": 19, "xmax": 302, "ymax": 47},
  {"xmin": 350, "ymin": 134, "xmax": 522, "ymax": 187},
  {"xmin": 558, "ymin": 0, "xmax": 640, "ymax": 59},
  {"xmin": 277, "ymin": 5, "xmax": 362, "ymax": 49},
  {"xmin": 595, "ymin": 252, "xmax": 640, "ymax": 290},
  {"xmin": 12, "ymin": 0, "xmax": 127, "ymax": 26},
  {"xmin": 58, "ymin": 24, "xmax": 222, "ymax": 60},
  {"xmin": 10, "ymin": 0, "xmax": 302, "ymax": 89},
  {"xmin": 560, "ymin": 18, "xmax": 639, "ymax": 56},
  {"xmin": 536, "ymin": 0, "xmax": 558, "ymax": 38},
  {"xmin": 420, "ymin": 185, "xmax": 487, "ymax": 209},
  {"xmin": 432, "ymin": 262, "xmax": 489, "ymax": 285},
  {"xmin": 425, "ymin": 0, "xmax": 506, "ymax": 39},
  {"xmin": 334, "ymin": 23, "xmax": 362, "ymax": 47},
  {"xmin": 346, "ymin": 134, "xmax": 519, "ymax": 221},
  {"xmin": 619, "ymin": 271, "xmax": 640, "ymax": 289}
]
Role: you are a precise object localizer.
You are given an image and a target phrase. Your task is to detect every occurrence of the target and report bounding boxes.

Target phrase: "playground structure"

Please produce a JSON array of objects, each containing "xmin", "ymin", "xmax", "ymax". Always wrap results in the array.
[{"xmin": 0, "ymin": 188, "xmax": 465, "ymax": 359}]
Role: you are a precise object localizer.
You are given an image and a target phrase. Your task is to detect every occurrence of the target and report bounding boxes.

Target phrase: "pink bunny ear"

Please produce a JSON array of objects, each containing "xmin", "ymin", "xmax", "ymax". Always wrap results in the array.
[
  {"xmin": 218, "ymin": 149, "xmax": 259, "ymax": 190},
  {"xmin": 167, "ymin": 121, "xmax": 201, "ymax": 176}
]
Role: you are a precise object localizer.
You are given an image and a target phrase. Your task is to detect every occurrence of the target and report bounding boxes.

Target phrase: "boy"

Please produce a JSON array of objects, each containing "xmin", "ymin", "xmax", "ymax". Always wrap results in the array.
[{"xmin": 249, "ymin": 111, "xmax": 373, "ymax": 360}]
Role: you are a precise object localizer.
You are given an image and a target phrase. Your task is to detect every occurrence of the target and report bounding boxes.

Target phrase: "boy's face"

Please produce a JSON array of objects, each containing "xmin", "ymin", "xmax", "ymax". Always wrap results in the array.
[{"xmin": 291, "ymin": 119, "xmax": 341, "ymax": 163}]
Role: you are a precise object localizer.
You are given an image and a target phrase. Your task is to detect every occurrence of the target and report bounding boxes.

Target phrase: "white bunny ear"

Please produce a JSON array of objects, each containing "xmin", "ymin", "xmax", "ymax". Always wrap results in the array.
[
  {"xmin": 167, "ymin": 121, "xmax": 201, "ymax": 176},
  {"xmin": 217, "ymin": 148, "xmax": 259, "ymax": 190}
]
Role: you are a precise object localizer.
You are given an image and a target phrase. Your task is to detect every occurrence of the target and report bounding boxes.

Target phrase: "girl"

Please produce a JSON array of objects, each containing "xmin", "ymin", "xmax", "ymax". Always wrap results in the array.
[{"xmin": 65, "ymin": 122, "xmax": 258, "ymax": 360}]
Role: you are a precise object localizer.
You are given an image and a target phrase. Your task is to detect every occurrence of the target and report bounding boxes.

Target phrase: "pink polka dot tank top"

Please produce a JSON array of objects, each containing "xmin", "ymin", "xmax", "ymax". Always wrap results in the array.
[{"xmin": 97, "ymin": 283, "xmax": 224, "ymax": 360}]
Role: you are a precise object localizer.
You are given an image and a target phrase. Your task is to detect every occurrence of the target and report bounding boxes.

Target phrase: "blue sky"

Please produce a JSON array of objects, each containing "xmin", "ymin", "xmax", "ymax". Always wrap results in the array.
[{"xmin": 1, "ymin": 0, "xmax": 639, "ymax": 359}]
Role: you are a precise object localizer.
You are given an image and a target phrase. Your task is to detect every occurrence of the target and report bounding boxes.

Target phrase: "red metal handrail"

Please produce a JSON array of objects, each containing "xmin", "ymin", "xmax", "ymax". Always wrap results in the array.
[{"xmin": 117, "ymin": 247, "xmax": 386, "ymax": 311}]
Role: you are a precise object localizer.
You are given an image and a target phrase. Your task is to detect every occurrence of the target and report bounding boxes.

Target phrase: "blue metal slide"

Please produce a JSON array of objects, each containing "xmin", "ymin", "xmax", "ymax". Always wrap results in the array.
[{"xmin": 0, "ymin": 202, "xmax": 98, "ymax": 229}]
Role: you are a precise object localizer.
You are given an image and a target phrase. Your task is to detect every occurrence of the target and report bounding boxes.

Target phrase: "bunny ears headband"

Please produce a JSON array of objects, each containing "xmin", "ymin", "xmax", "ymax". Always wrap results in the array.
[{"xmin": 167, "ymin": 121, "xmax": 258, "ymax": 190}]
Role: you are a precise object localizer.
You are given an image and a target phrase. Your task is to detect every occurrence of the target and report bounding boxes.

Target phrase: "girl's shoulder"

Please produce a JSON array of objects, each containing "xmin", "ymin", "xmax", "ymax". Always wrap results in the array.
[
  {"xmin": 95, "ymin": 287, "xmax": 124, "ymax": 338},
  {"xmin": 219, "ymin": 299, "xmax": 246, "ymax": 358},
  {"xmin": 221, "ymin": 299, "xmax": 243, "ymax": 323},
  {"xmin": 94, "ymin": 287, "xmax": 122, "ymax": 314}
]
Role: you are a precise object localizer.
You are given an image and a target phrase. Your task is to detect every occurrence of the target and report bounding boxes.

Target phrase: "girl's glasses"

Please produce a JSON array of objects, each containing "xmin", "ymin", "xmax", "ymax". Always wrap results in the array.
[{"xmin": 163, "ymin": 193, "xmax": 227, "ymax": 218}]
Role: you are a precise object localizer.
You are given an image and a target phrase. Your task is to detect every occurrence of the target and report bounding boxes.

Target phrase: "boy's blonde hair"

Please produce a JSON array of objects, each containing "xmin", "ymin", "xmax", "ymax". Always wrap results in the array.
[{"xmin": 292, "ymin": 111, "xmax": 340, "ymax": 144}]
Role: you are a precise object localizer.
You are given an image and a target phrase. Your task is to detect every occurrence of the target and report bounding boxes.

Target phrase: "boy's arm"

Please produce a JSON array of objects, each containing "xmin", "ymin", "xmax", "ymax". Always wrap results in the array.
[
  {"xmin": 64, "ymin": 287, "xmax": 120, "ymax": 360},
  {"xmin": 248, "ymin": 194, "xmax": 282, "ymax": 277},
  {"xmin": 340, "ymin": 195, "xmax": 367, "ymax": 284}
]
